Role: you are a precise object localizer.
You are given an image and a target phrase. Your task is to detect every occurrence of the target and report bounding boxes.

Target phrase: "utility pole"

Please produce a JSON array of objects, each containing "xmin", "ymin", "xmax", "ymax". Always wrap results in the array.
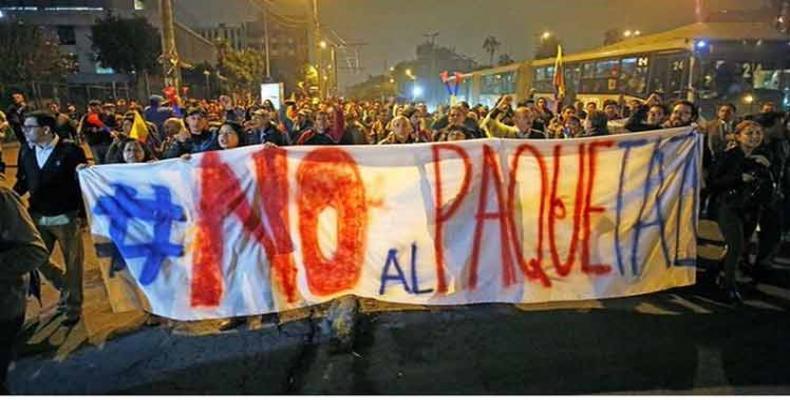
[
  {"xmin": 262, "ymin": 0, "xmax": 272, "ymax": 79},
  {"xmin": 310, "ymin": 0, "xmax": 322, "ymax": 97},
  {"xmin": 159, "ymin": 0, "xmax": 181, "ymax": 90},
  {"xmin": 330, "ymin": 45, "xmax": 337, "ymax": 95}
]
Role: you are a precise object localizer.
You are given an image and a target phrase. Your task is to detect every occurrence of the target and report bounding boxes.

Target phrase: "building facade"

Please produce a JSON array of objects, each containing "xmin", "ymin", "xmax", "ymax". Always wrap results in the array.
[
  {"xmin": 0, "ymin": 0, "xmax": 217, "ymax": 86},
  {"xmin": 196, "ymin": 11, "xmax": 309, "ymax": 96}
]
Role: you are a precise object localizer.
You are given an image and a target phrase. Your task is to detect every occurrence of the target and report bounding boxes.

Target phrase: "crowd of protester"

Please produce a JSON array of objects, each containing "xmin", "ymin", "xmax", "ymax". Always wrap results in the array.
[{"xmin": 1, "ymin": 88, "xmax": 789, "ymax": 392}]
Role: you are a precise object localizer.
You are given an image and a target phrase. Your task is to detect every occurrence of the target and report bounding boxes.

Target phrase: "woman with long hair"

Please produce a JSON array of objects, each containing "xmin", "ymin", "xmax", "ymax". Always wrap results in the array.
[{"xmin": 707, "ymin": 120, "xmax": 772, "ymax": 304}]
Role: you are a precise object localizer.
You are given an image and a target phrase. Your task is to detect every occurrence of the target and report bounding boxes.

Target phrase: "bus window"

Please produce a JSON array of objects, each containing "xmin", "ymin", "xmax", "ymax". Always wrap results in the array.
[
  {"xmin": 620, "ymin": 57, "xmax": 648, "ymax": 96},
  {"xmin": 582, "ymin": 62, "xmax": 595, "ymax": 78},
  {"xmin": 596, "ymin": 60, "xmax": 619, "ymax": 78},
  {"xmin": 532, "ymin": 67, "xmax": 554, "ymax": 93},
  {"xmin": 649, "ymin": 53, "xmax": 688, "ymax": 100},
  {"xmin": 482, "ymin": 71, "xmax": 519, "ymax": 95},
  {"xmin": 502, "ymin": 71, "xmax": 517, "ymax": 93},
  {"xmin": 564, "ymin": 64, "xmax": 581, "ymax": 98},
  {"xmin": 597, "ymin": 59, "xmax": 620, "ymax": 93},
  {"xmin": 699, "ymin": 60, "xmax": 788, "ymax": 97},
  {"xmin": 580, "ymin": 59, "xmax": 619, "ymax": 94}
]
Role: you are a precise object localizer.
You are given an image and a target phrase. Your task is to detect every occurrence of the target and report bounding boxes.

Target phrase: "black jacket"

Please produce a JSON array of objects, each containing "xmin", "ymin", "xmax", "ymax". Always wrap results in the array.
[
  {"xmin": 14, "ymin": 139, "xmax": 87, "ymax": 217},
  {"xmin": 162, "ymin": 129, "xmax": 217, "ymax": 158},
  {"xmin": 248, "ymin": 123, "xmax": 289, "ymax": 146},
  {"xmin": 624, "ymin": 106, "xmax": 661, "ymax": 132},
  {"xmin": 708, "ymin": 146, "xmax": 774, "ymax": 209}
]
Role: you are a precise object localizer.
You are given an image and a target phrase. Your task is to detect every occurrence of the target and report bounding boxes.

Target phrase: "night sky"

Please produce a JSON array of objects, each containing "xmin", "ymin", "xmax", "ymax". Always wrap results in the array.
[{"xmin": 180, "ymin": 0, "xmax": 768, "ymax": 88}]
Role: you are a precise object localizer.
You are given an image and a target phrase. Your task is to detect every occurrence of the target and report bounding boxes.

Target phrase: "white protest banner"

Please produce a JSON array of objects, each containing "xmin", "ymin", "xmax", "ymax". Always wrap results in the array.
[{"xmin": 78, "ymin": 127, "xmax": 701, "ymax": 320}]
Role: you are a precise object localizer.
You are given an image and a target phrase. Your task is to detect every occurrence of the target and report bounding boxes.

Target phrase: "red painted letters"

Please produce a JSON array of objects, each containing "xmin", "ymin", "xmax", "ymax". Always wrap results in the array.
[
  {"xmin": 581, "ymin": 140, "xmax": 614, "ymax": 275},
  {"xmin": 431, "ymin": 144, "xmax": 472, "ymax": 293},
  {"xmin": 506, "ymin": 144, "xmax": 551, "ymax": 287},
  {"xmin": 547, "ymin": 144, "xmax": 586, "ymax": 277},
  {"xmin": 297, "ymin": 148, "xmax": 368, "ymax": 296},
  {"xmin": 469, "ymin": 144, "xmax": 516, "ymax": 289}
]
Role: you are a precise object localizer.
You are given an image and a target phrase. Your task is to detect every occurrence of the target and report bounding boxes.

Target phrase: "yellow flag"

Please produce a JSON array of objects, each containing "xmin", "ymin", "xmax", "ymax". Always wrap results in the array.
[{"xmin": 129, "ymin": 111, "xmax": 149, "ymax": 141}]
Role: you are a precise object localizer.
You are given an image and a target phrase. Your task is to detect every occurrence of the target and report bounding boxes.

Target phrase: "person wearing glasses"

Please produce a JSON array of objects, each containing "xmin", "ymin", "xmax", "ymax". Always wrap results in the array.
[{"xmin": 14, "ymin": 111, "xmax": 87, "ymax": 326}]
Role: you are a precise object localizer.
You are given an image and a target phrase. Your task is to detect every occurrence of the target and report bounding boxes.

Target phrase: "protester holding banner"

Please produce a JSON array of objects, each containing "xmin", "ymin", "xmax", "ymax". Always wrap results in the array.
[{"xmin": 665, "ymin": 100, "xmax": 699, "ymax": 128}]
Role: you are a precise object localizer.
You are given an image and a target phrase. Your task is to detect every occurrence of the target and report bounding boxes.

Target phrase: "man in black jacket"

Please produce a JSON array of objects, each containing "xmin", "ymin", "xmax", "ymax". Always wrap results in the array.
[
  {"xmin": 162, "ymin": 107, "xmax": 216, "ymax": 158},
  {"xmin": 295, "ymin": 110, "xmax": 339, "ymax": 145},
  {"xmin": 14, "ymin": 111, "xmax": 87, "ymax": 326},
  {"xmin": 246, "ymin": 109, "xmax": 289, "ymax": 146}
]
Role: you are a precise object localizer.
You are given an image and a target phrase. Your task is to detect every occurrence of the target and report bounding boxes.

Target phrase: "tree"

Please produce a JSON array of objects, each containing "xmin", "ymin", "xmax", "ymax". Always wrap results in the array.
[
  {"xmin": 497, "ymin": 53, "xmax": 515, "ymax": 66},
  {"xmin": 482, "ymin": 36, "xmax": 501, "ymax": 66},
  {"xmin": 91, "ymin": 14, "xmax": 161, "ymax": 74},
  {"xmin": 534, "ymin": 35, "xmax": 561, "ymax": 60},
  {"xmin": 216, "ymin": 41, "xmax": 267, "ymax": 96},
  {"xmin": 0, "ymin": 20, "xmax": 72, "ymax": 84}
]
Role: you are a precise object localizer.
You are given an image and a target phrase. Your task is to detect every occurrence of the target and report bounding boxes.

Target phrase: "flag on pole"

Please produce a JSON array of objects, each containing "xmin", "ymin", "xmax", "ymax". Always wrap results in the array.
[
  {"xmin": 128, "ymin": 110, "xmax": 149, "ymax": 142},
  {"xmin": 552, "ymin": 44, "xmax": 566, "ymax": 100}
]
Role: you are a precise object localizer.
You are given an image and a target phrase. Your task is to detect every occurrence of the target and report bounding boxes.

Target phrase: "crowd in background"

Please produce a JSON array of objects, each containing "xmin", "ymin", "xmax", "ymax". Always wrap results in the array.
[{"xmin": 0, "ymin": 88, "xmax": 789, "ymax": 359}]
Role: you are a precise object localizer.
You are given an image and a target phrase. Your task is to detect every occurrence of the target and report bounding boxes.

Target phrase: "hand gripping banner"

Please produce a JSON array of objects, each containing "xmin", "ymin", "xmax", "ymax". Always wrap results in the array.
[{"xmin": 79, "ymin": 127, "xmax": 701, "ymax": 320}]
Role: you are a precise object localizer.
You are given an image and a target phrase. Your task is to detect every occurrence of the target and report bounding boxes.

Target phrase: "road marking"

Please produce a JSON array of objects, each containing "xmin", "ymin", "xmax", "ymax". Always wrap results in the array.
[{"xmin": 668, "ymin": 294, "xmax": 713, "ymax": 314}]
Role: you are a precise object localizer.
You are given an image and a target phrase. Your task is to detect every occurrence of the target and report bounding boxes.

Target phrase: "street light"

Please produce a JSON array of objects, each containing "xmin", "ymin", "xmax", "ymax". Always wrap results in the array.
[
  {"xmin": 541, "ymin": 31, "xmax": 551, "ymax": 40},
  {"xmin": 319, "ymin": 40, "xmax": 327, "ymax": 49},
  {"xmin": 623, "ymin": 29, "xmax": 633, "ymax": 38},
  {"xmin": 203, "ymin": 69, "xmax": 211, "ymax": 98},
  {"xmin": 412, "ymin": 85, "xmax": 423, "ymax": 100},
  {"xmin": 634, "ymin": 30, "xmax": 641, "ymax": 36}
]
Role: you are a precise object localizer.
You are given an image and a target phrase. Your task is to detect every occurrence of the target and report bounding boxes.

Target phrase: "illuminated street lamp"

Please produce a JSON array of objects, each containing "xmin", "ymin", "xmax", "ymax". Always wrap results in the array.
[
  {"xmin": 623, "ymin": 29, "xmax": 633, "ymax": 38},
  {"xmin": 634, "ymin": 30, "xmax": 641, "ymax": 36},
  {"xmin": 541, "ymin": 31, "xmax": 551, "ymax": 40},
  {"xmin": 412, "ymin": 85, "xmax": 423, "ymax": 100},
  {"xmin": 319, "ymin": 40, "xmax": 328, "ymax": 49}
]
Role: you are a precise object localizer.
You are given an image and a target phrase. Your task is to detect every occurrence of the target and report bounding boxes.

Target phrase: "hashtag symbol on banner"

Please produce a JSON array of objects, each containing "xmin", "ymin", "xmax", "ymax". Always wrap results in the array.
[{"xmin": 94, "ymin": 184, "xmax": 186, "ymax": 285}]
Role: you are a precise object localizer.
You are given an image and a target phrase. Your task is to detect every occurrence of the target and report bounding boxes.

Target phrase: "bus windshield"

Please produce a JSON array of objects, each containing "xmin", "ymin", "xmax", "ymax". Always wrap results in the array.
[{"xmin": 696, "ymin": 40, "xmax": 790, "ymax": 109}]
